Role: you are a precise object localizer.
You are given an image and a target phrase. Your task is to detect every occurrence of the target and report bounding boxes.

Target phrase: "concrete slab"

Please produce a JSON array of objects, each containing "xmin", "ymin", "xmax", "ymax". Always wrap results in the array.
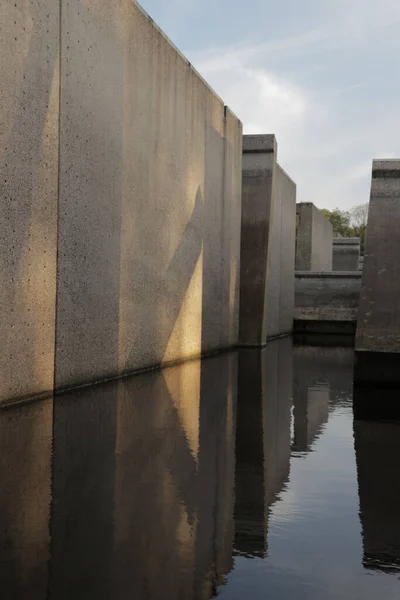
[
  {"xmin": 355, "ymin": 160, "xmax": 400, "ymax": 386},
  {"xmin": 295, "ymin": 203, "xmax": 333, "ymax": 271},
  {"xmin": 55, "ymin": 0, "xmax": 242, "ymax": 389},
  {"xmin": 0, "ymin": 1, "xmax": 59, "ymax": 403},
  {"xmin": 333, "ymin": 237, "xmax": 360, "ymax": 271}
]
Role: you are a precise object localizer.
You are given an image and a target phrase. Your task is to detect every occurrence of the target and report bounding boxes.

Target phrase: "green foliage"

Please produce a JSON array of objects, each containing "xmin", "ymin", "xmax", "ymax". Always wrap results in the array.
[{"xmin": 321, "ymin": 204, "xmax": 369, "ymax": 254}]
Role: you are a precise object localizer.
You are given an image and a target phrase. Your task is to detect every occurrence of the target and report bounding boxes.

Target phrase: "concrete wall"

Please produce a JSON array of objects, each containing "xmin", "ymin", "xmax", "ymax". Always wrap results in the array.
[
  {"xmin": 266, "ymin": 165, "xmax": 296, "ymax": 338},
  {"xmin": 239, "ymin": 135, "xmax": 277, "ymax": 346},
  {"xmin": 295, "ymin": 203, "xmax": 333, "ymax": 271},
  {"xmin": 332, "ymin": 238, "xmax": 360, "ymax": 271},
  {"xmin": 295, "ymin": 272, "xmax": 361, "ymax": 324},
  {"xmin": 1, "ymin": 1, "xmax": 242, "ymax": 402},
  {"xmin": 356, "ymin": 160, "xmax": 400, "ymax": 356},
  {"xmin": 0, "ymin": 0, "xmax": 59, "ymax": 404},
  {"xmin": 239, "ymin": 136, "xmax": 296, "ymax": 345}
]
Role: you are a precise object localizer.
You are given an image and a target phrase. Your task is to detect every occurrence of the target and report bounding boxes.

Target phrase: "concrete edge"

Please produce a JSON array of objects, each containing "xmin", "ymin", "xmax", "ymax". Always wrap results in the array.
[
  {"xmin": 295, "ymin": 271, "xmax": 362, "ymax": 278},
  {"xmin": 243, "ymin": 134, "xmax": 277, "ymax": 154}
]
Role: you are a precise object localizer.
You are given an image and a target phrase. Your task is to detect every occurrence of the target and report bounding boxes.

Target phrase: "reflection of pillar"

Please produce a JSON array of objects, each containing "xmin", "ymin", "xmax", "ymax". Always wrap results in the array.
[
  {"xmin": 234, "ymin": 338, "xmax": 292, "ymax": 558},
  {"xmin": 293, "ymin": 382, "xmax": 330, "ymax": 452},
  {"xmin": 355, "ymin": 419, "xmax": 400, "ymax": 572},
  {"xmin": 50, "ymin": 384, "xmax": 117, "ymax": 600},
  {"xmin": 0, "ymin": 398, "xmax": 52, "ymax": 599}
]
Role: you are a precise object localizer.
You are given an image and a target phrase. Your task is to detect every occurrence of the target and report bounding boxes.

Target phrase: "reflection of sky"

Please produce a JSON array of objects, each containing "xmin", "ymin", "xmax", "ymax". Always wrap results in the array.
[{"xmin": 221, "ymin": 402, "xmax": 400, "ymax": 599}]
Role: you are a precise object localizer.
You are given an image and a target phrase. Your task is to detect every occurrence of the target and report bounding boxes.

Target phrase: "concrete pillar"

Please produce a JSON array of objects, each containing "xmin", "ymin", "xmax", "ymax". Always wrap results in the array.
[
  {"xmin": 239, "ymin": 135, "xmax": 277, "ymax": 346},
  {"xmin": 295, "ymin": 203, "xmax": 333, "ymax": 271},
  {"xmin": 355, "ymin": 160, "xmax": 400, "ymax": 391},
  {"xmin": 239, "ymin": 136, "xmax": 296, "ymax": 345},
  {"xmin": 332, "ymin": 237, "xmax": 360, "ymax": 271}
]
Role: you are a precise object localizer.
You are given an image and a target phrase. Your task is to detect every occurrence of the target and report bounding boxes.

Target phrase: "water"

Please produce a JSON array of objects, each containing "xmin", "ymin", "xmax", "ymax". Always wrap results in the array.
[{"xmin": 1, "ymin": 338, "xmax": 400, "ymax": 599}]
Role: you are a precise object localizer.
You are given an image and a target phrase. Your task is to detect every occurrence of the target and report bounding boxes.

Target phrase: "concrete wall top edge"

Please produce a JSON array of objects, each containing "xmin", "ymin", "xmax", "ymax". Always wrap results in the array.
[
  {"xmin": 296, "ymin": 272, "xmax": 362, "ymax": 279},
  {"xmin": 333, "ymin": 238, "xmax": 360, "ymax": 245},
  {"xmin": 243, "ymin": 134, "xmax": 277, "ymax": 153},
  {"xmin": 373, "ymin": 159, "xmax": 400, "ymax": 168},
  {"xmin": 277, "ymin": 163, "xmax": 296, "ymax": 187},
  {"xmin": 135, "ymin": 1, "xmax": 241, "ymax": 125}
]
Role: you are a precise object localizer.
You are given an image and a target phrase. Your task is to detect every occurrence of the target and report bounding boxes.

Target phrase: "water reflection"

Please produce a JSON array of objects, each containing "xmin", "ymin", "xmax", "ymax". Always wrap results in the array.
[
  {"xmin": 234, "ymin": 338, "xmax": 292, "ymax": 558},
  {"xmin": 1, "ymin": 341, "xmax": 400, "ymax": 599},
  {"xmin": 355, "ymin": 419, "xmax": 400, "ymax": 573}
]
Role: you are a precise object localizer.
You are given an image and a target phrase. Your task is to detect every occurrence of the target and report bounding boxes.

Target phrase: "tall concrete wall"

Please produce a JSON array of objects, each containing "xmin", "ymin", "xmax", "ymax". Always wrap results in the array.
[
  {"xmin": 295, "ymin": 203, "xmax": 333, "ymax": 271},
  {"xmin": 332, "ymin": 237, "xmax": 360, "ymax": 271},
  {"xmin": 0, "ymin": 1, "xmax": 242, "ymax": 402},
  {"xmin": 355, "ymin": 160, "xmax": 400, "ymax": 385},
  {"xmin": 0, "ymin": 1, "xmax": 59, "ymax": 404},
  {"xmin": 266, "ymin": 166, "xmax": 297, "ymax": 338},
  {"xmin": 239, "ymin": 136, "xmax": 296, "ymax": 346}
]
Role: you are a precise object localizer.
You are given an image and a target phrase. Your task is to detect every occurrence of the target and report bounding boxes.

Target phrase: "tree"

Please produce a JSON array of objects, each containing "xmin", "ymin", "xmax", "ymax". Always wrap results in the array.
[
  {"xmin": 350, "ymin": 203, "xmax": 369, "ymax": 254},
  {"xmin": 320, "ymin": 208, "xmax": 352, "ymax": 237}
]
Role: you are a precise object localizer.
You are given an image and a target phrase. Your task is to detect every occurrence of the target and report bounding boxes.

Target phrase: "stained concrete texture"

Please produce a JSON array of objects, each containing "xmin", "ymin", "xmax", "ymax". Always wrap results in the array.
[
  {"xmin": 0, "ymin": 1, "xmax": 59, "ymax": 403},
  {"xmin": 239, "ymin": 136, "xmax": 296, "ymax": 345},
  {"xmin": 295, "ymin": 203, "xmax": 333, "ymax": 271},
  {"xmin": 333, "ymin": 237, "xmax": 360, "ymax": 271},
  {"xmin": 356, "ymin": 160, "xmax": 400, "ymax": 358},
  {"xmin": 295, "ymin": 272, "xmax": 362, "ymax": 323},
  {"xmin": 54, "ymin": 0, "xmax": 242, "ymax": 390}
]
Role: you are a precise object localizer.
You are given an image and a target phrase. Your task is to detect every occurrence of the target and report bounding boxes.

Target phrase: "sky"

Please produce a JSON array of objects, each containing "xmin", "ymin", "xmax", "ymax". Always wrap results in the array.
[{"xmin": 139, "ymin": 0, "xmax": 400, "ymax": 211}]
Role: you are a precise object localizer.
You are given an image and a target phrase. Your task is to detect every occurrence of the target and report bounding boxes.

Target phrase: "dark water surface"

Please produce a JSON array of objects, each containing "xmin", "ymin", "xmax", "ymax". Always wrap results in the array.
[{"xmin": 1, "ymin": 339, "xmax": 400, "ymax": 599}]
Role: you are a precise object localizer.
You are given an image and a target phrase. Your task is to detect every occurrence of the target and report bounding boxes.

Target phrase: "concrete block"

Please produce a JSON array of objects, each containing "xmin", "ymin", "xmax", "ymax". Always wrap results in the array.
[
  {"xmin": 277, "ymin": 166, "xmax": 296, "ymax": 335},
  {"xmin": 295, "ymin": 203, "xmax": 333, "ymax": 271},
  {"xmin": 55, "ymin": 0, "xmax": 242, "ymax": 389},
  {"xmin": 0, "ymin": 1, "xmax": 59, "ymax": 403},
  {"xmin": 333, "ymin": 237, "xmax": 360, "ymax": 271},
  {"xmin": 294, "ymin": 272, "xmax": 362, "ymax": 324},
  {"xmin": 355, "ymin": 160, "xmax": 400, "ymax": 385},
  {"xmin": 239, "ymin": 134, "xmax": 277, "ymax": 346}
]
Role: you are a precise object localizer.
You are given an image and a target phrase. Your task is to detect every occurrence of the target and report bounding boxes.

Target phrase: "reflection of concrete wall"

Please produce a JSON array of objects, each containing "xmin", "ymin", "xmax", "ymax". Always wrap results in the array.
[
  {"xmin": 333, "ymin": 238, "xmax": 360, "ymax": 271},
  {"xmin": 355, "ymin": 160, "xmax": 400, "ymax": 384},
  {"xmin": 50, "ymin": 352, "xmax": 237, "ymax": 599},
  {"xmin": 234, "ymin": 338, "xmax": 292, "ymax": 557},
  {"xmin": 355, "ymin": 419, "xmax": 400, "ymax": 572},
  {"xmin": 0, "ymin": 1, "xmax": 59, "ymax": 403},
  {"xmin": 1, "ymin": 1, "xmax": 242, "ymax": 403},
  {"xmin": 293, "ymin": 382, "xmax": 329, "ymax": 451},
  {"xmin": 0, "ymin": 399, "xmax": 52, "ymax": 599},
  {"xmin": 295, "ymin": 203, "xmax": 333, "ymax": 271}
]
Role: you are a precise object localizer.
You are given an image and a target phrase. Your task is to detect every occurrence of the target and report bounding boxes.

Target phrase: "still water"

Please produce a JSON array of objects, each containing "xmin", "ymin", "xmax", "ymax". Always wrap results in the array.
[{"xmin": 1, "ymin": 338, "xmax": 400, "ymax": 599}]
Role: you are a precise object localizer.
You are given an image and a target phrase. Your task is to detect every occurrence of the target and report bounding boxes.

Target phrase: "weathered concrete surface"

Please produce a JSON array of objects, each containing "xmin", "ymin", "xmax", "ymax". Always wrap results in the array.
[
  {"xmin": 295, "ymin": 203, "xmax": 333, "ymax": 271},
  {"xmin": 267, "ymin": 166, "xmax": 296, "ymax": 338},
  {"xmin": 333, "ymin": 237, "xmax": 360, "ymax": 271},
  {"xmin": 239, "ymin": 135, "xmax": 277, "ymax": 346},
  {"xmin": 295, "ymin": 272, "xmax": 361, "ymax": 326},
  {"xmin": 0, "ymin": 1, "xmax": 59, "ymax": 403},
  {"xmin": 355, "ymin": 160, "xmax": 400, "ymax": 387},
  {"xmin": 356, "ymin": 160, "xmax": 400, "ymax": 356},
  {"xmin": 53, "ymin": 1, "xmax": 242, "ymax": 389}
]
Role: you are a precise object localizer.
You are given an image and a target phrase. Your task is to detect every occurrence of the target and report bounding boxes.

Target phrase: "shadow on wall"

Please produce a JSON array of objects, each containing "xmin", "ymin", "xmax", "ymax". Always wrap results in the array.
[
  {"xmin": 0, "ymin": 351, "xmax": 238, "ymax": 600},
  {"xmin": 54, "ymin": 0, "xmax": 242, "ymax": 392}
]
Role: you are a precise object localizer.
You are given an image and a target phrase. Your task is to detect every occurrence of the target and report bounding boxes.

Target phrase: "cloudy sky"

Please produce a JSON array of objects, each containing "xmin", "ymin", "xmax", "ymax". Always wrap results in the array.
[{"xmin": 140, "ymin": 0, "xmax": 400, "ymax": 211}]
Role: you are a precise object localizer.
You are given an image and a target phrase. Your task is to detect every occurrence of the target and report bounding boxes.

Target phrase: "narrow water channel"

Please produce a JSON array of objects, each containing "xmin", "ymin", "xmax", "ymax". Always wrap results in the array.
[{"xmin": 1, "ymin": 338, "xmax": 399, "ymax": 599}]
